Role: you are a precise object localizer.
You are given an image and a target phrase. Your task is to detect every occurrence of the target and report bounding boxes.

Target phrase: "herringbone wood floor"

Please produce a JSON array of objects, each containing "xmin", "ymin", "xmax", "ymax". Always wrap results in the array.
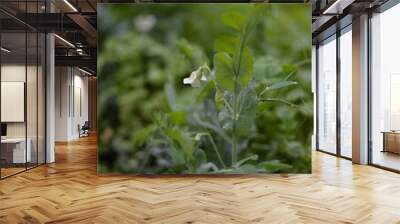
[{"xmin": 1, "ymin": 136, "xmax": 400, "ymax": 224}]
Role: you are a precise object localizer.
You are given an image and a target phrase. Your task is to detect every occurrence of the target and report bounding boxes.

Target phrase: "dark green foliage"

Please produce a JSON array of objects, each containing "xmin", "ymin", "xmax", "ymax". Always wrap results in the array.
[{"xmin": 98, "ymin": 4, "xmax": 312, "ymax": 174}]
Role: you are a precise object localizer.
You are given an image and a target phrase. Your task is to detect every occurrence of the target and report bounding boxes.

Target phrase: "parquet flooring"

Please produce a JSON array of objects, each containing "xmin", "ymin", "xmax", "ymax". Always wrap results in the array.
[
  {"xmin": 1, "ymin": 135, "xmax": 400, "ymax": 224},
  {"xmin": 1, "ymin": 167, "xmax": 26, "ymax": 178}
]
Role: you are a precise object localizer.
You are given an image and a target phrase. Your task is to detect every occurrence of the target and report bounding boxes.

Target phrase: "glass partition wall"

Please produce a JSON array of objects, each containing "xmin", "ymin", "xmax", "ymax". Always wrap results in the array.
[
  {"xmin": 0, "ymin": 4, "xmax": 46, "ymax": 179},
  {"xmin": 317, "ymin": 35, "xmax": 337, "ymax": 154},
  {"xmin": 316, "ymin": 26, "xmax": 352, "ymax": 159},
  {"xmin": 0, "ymin": 30, "xmax": 27, "ymax": 177},
  {"xmin": 370, "ymin": 3, "xmax": 400, "ymax": 171},
  {"xmin": 339, "ymin": 27, "xmax": 352, "ymax": 159}
]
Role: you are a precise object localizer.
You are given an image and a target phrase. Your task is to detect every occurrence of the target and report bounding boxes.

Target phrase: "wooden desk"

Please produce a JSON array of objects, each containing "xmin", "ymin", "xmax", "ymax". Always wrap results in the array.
[
  {"xmin": 382, "ymin": 131, "xmax": 400, "ymax": 154},
  {"xmin": 1, "ymin": 138, "xmax": 31, "ymax": 164}
]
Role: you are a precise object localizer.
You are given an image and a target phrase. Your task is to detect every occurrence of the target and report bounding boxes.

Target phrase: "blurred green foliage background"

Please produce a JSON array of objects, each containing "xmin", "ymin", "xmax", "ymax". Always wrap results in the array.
[{"xmin": 98, "ymin": 4, "xmax": 312, "ymax": 174}]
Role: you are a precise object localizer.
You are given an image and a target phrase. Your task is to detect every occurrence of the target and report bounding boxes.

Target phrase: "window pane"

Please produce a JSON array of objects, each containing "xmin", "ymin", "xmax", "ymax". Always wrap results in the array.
[
  {"xmin": 371, "ymin": 4, "xmax": 400, "ymax": 171},
  {"xmin": 340, "ymin": 28, "xmax": 352, "ymax": 158},
  {"xmin": 318, "ymin": 36, "xmax": 337, "ymax": 154}
]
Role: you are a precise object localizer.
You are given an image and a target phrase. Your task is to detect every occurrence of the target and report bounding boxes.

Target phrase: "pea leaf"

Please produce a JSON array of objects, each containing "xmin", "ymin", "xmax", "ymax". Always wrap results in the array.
[
  {"xmin": 259, "ymin": 80, "xmax": 298, "ymax": 96},
  {"xmin": 164, "ymin": 82, "xmax": 177, "ymax": 111},
  {"xmin": 236, "ymin": 164, "xmax": 258, "ymax": 173},
  {"xmin": 214, "ymin": 88, "xmax": 224, "ymax": 104},
  {"xmin": 214, "ymin": 52, "xmax": 235, "ymax": 92},
  {"xmin": 168, "ymin": 111, "xmax": 187, "ymax": 125},
  {"xmin": 257, "ymin": 160, "xmax": 292, "ymax": 173},
  {"xmin": 177, "ymin": 39, "xmax": 208, "ymax": 67},
  {"xmin": 236, "ymin": 47, "xmax": 254, "ymax": 89},
  {"xmin": 218, "ymin": 85, "xmax": 258, "ymax": 139},
  {"xmin": 190, "ymin": 100, "xmax": 232, "ymax": 143},
  {"xmin": 132, "ymin": 126, "xmax": 155, "ymax": 147},
  {"xmin": 235, "ymin": 85, "xmax": 258, "ymax": 137},
  {"xmin": 197, "ymin": 162, "xmax": 219, "ymax": 173},
  {"xmin": 234, "ymin": 154, "xmax": 258, "ymax": 168},
  {"xmin": 164, "ymin": 128, "xmax": 194, "ymax": 160},
  {"xmin": 221, "ymin": 12, "xmax": 246, "ymax": 32},
  {"xmin": 168, "ymin": 146, "xmax": 186, "ymax": 166},
  {"xmin": 192, "ymin": 148, "xmax": 207, "ymax": 169},
  {"xmin": 281, "ymin": 64, "xmax": 297, "ymax": 77},
  {"xmin": 214, "ymin": 36, "xmax": 239, "ymax": 55},
  {"xmin": 196, "ymin": 81, "xmax": 214, "ymax": 103}
]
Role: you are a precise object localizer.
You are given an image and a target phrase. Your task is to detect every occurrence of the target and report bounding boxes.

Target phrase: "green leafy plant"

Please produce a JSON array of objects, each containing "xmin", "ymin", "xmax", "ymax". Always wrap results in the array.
[
  {"xmin": 98, "ymin": 4, "xmax": 312, "ymax": 174},
  {"xmin": 127, "ymin": 7, "xmax": 301, "ymax": 174},
  {"xmin": 179, "ymin": 8, "xmax": 299, "ymax": 173}
]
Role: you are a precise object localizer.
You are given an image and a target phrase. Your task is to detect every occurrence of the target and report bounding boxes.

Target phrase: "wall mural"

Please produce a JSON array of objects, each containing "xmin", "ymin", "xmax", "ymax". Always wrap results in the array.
[{"xmin": 98, "ymin": 3, "xmax": 312, "ymax": 174}]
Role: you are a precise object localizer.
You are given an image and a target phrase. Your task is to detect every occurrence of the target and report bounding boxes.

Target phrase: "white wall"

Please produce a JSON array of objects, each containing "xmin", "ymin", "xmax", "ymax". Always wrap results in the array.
[
  {"xmin": 55, "ymin": 67, "xmax": 69, "ymax": 141},
  {"xmin": 1, "ymin": 65, "xmax": 38, "ymax": 137},
  {"xmin": 72, "ymin": 73, "xmax": 89, "ymax": 138},
  {"xmin": 55, "ymin": 67, "xmax": 89, "ymax": 141},
  {"xmin": 1, "ymin": 65, "xmax": 26, "ymax": 140}
]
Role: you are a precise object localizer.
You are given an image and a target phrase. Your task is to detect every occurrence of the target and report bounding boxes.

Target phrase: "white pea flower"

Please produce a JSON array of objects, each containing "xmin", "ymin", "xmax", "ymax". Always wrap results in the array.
[
  {"xmin": 183, "ymin": 70, "xmax": 201, "ymax": 87},
  {"xmin": 183, "ymin": 65, "xmax": 210, "ymax": 88},
  {"xmin": 200, "ymin": 74, "xmax": 207, "ymax": 81}
]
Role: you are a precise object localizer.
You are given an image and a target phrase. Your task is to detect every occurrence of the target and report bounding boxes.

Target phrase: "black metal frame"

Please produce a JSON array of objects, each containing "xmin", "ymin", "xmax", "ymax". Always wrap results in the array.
[
  {"xmin": 0, "ymin": 0, "xmax": 47, "ymax": 180},
  {"xmin": 0, "ymin": 17, "xmax": 2, "ymax": 179},
  {"xmin": 367, "ymin": 11, "xmax": 372, "ymax": 166},
  {"xmin": 315, "ymin": 44, "xmax": 319, "ymax": 151},
  {"xmin": 336, "ymin": 25, "xmax": 341, "ymax": 158}
]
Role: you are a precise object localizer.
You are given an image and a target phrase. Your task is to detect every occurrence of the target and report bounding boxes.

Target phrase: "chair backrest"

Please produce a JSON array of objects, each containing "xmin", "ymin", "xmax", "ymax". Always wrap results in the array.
[{"xmin": 82, "ymin": 121, "xmax": 90, "ymax": 129}]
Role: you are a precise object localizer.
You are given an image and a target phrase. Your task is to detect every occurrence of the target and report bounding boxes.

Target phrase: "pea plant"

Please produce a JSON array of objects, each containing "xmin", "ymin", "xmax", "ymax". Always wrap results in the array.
[{"xmin": 128, "ymin": 9, "xmax": 303, "ymax": 174}]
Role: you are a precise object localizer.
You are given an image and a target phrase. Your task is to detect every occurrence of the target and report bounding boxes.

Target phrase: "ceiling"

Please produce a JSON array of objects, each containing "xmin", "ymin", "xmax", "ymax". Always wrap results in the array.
[
  {"xmin": 312, "ymin": 0, "xmax": 390, "ymax": 43},
  {"xmin": 4, "ymin": 0, "xmax": 361, "ymax": 73},
  {"xmin": 0, "ymin": 0, "xmax": 97, "ymax": 74}
]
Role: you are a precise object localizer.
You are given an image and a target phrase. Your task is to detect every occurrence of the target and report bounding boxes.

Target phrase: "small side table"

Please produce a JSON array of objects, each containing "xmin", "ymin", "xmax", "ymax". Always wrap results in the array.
[{"xmin": 381, "ymin": 131, "xmax": 400, "ymax": 154}]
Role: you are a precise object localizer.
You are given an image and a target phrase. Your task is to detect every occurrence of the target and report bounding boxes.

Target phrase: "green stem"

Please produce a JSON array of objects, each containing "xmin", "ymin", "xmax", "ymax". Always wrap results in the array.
[
  {"xmin": 230, "ymin": 22, "xmax": 250, "ymax": 166},
  {"xmin": 260, "ymin": 98, "xmax": 297, "ymax": 107},
  {"xmin": 223, "ymin": 98, "xmax": 234, "ymax": 114},
  {"xmin": 232, "ymin": 84, "xmax": 238, "ymax": 165},
  {"xmin": 258, "ymin": 84, "xmax": 269, "ymax": 98},
  {"xmin": 260, "ymin": 98, "xmax": 312, "ymax": 114},
  {"xmin": 206, "ymin": 134, "xmax": 226, "ymax": 169}
]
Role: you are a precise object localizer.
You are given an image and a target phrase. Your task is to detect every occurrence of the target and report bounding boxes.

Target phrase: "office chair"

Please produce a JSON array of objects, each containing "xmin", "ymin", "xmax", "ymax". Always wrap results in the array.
[{"xmin": 79, "ymin": 121, "xmax": 90, "ymax": 138}]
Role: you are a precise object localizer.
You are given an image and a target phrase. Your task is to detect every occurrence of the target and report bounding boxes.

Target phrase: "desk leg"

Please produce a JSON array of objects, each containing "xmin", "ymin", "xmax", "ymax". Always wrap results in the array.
[{"xmin": 382, "ymin": 133, "xmax": 386, "ymax": 153}]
